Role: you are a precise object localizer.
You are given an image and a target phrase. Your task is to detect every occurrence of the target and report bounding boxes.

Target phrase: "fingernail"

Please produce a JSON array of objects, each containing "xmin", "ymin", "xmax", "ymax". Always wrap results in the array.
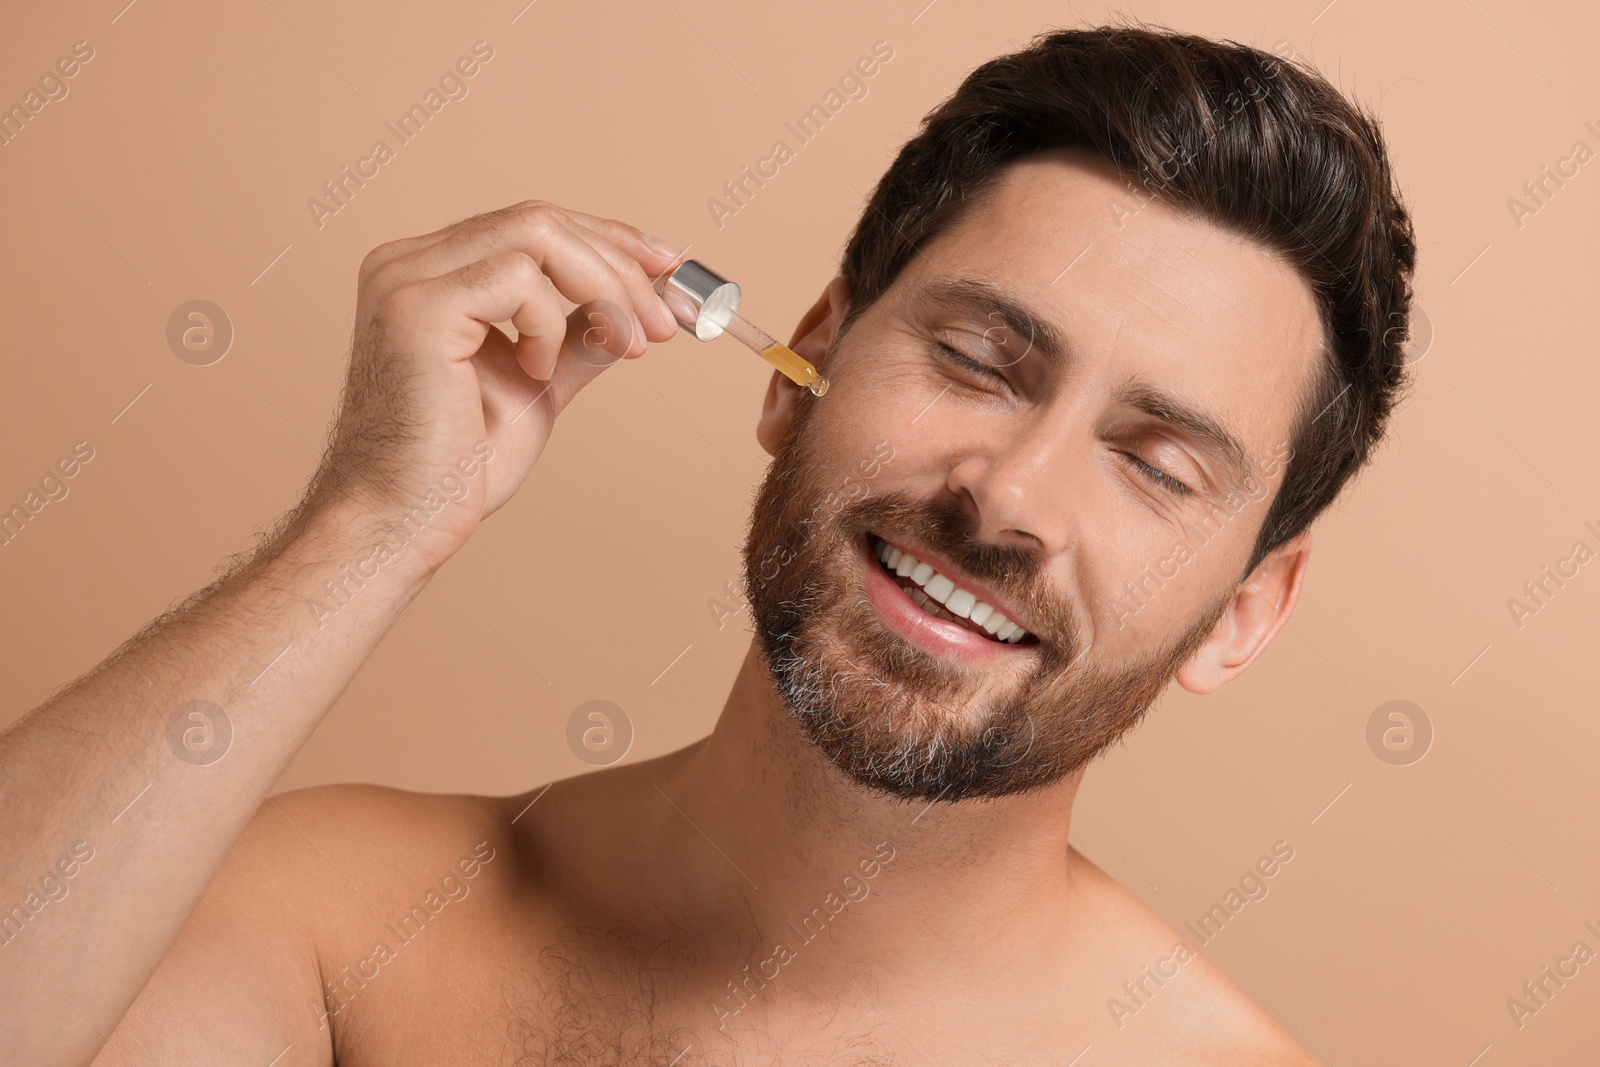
[
  {"xmin": 641, "ymin": 232, "xmax": 682, "ymax": 258},
  {"xmin": 658, "ymin": 295, "xmax": 682, "ymax": 329}
]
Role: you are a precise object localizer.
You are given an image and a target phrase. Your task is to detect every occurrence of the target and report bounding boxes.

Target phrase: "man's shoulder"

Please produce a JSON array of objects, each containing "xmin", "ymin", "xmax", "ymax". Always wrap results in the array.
[
  {"xmin": 244, "ymin": 780, "xmax": 530, "ymax": 871},
  {"xmin": 1065, "ymin": 847, "xmax": 1321, "ymax": 1066},
  {"xmin": 217, "ymin": 782, "xmax": 538, "ymax": 935},
  {"xmin": 102, "ymin": 784, "xmax": 544, "ymax": 1064},
  {"xmin": 255, "ymin": 781, "xmax": 517, "ymax": 853}
]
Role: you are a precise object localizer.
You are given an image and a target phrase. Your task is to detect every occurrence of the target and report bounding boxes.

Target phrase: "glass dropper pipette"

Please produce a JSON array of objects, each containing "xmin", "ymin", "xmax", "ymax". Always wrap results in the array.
[{"xmin": 654, "ymin": 259, "xmax": 830, "ymax": 396}]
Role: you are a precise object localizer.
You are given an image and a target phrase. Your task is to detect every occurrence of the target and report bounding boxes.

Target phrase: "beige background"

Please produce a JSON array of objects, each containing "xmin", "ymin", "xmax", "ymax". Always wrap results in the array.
[{"xmin": 3, "ymin": 0, "xmax": 1597, "ymax": 1061}]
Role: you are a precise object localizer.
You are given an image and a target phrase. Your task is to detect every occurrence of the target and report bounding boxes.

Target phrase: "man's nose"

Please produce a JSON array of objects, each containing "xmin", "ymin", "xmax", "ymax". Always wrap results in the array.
[{"xmin": 944, "ymin": 407, "xmax": 1090, "ymax": 560}]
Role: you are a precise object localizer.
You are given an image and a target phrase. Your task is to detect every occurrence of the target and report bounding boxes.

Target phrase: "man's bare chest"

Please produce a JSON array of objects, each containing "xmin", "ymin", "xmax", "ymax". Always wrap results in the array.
[{"xmin": 325, "ymin": 929, "xmax": 919, "ymax": 1067}]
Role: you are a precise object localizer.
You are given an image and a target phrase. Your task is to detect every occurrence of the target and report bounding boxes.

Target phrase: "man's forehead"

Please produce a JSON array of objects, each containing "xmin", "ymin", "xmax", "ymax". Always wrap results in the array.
[{"xmin": 900, "ymin": 149, "xmax": 1325, "ymax": 462}]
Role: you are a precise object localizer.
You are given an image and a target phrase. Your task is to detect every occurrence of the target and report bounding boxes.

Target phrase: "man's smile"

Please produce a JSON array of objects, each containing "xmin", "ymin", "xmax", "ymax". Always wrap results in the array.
[{"xmin": 859, "ymin": 530, "xmax": 1040, "ymax": 661}]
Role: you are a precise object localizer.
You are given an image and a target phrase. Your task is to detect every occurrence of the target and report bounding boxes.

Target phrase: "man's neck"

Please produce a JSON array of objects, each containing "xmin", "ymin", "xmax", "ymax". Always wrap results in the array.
[{"xmin": 648, "ymin": 641, "xmax": 1087, "ymax": 986}]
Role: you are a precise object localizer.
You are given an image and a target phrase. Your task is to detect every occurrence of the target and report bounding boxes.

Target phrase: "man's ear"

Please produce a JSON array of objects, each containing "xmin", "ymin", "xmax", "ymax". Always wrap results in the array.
[
  {"xmin": 1174, "ymin": 531, "xmax": 1312, "ymax": 695},
  {"xmin": 756, "ymin": 275, "xmax": 851, "ymax": 458}
]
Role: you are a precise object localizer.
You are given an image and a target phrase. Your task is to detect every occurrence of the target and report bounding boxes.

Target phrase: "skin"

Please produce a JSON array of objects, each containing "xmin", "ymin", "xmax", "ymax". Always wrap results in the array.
[{"xmin": 0, "ymin": 149, "xmax": 1325, "ymax": 1066}]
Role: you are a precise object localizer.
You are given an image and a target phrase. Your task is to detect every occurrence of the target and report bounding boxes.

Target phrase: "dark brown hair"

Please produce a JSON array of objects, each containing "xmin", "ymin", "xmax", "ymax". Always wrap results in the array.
[{"xmin": 839, "ymin": 21, "xmax": 1418, "ymax": 575}]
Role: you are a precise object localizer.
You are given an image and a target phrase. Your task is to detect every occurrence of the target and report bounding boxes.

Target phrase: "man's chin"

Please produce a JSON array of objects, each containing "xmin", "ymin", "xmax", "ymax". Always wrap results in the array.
[
  {"xmin": 792, "ymin": 703, "xmax": 1049, "ymax": 804},
  {"xmin": 765, "ymin": 628, "xmax": 1049, "ymax": 803}
]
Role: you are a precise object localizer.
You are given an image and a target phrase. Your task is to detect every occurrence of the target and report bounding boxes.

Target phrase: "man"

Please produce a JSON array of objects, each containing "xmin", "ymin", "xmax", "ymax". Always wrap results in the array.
[{"xmin": 2, "ymin": 22, "xmax": 1414, "ymax": 1066}]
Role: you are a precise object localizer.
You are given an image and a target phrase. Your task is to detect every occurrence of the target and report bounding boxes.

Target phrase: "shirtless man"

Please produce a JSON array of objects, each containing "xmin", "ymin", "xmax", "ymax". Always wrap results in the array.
[{"xmin": 2, "ymin": 24, "xmax": 1414, "ymax": 1066}]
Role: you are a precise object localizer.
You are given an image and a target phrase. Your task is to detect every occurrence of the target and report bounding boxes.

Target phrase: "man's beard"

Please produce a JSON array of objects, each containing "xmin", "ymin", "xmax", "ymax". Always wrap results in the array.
[{"xmin": 740, "ymin": 390, "xmax": 1235, "ymax": 803}]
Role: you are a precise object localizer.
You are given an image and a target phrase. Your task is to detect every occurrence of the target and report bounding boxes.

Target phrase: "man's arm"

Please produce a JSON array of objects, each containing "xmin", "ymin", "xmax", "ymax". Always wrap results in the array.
[
  {"xmin": 0, "ymin": 496, "xmax": 433, "ymax": 1067},
  {"xmin": 0, "ymin": 200, "xmax": 683, "ymax": 1066}
]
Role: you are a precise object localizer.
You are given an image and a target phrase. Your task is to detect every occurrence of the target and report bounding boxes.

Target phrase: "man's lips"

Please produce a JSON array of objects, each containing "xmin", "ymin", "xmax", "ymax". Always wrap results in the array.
[
  {"xmin": 867, "ymin": 532, "xmax": 1038, "ymax": 642},
  {"xmin": 859, "ymin": 532, "xmax": 1038, "ymax": 659}
]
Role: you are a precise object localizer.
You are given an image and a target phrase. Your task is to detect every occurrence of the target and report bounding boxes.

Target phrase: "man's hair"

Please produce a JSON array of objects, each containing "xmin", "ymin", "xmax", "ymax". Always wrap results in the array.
[{"xmin": 838, "ymin": 21, "xmax": 1418, "ymax": 575}]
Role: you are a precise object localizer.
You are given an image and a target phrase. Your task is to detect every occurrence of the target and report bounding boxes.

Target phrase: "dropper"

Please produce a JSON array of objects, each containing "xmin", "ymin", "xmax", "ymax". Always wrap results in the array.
[{"xmin": 653, "ymin": 259, "xmax": 829, "ymax": 396}]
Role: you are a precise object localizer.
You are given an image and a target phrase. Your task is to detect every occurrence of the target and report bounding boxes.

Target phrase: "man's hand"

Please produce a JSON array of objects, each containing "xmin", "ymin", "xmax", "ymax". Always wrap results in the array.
[{"xmin": 312, "ymin": 200, "xmax": 683, "ymax": 572}]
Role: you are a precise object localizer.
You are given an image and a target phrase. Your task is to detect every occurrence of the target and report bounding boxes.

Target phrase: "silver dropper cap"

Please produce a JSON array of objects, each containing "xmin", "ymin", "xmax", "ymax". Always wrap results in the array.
[{"xmin": 656, "ymin": 259, "xmax": 741, "ymax": 341}]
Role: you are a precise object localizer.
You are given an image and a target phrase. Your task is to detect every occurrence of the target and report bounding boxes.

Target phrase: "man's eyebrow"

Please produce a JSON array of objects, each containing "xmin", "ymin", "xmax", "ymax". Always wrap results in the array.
[
  {"xmin": 1114, "ymin": 379, "xmax": 1257, "ymax": 491},
  {"xmin": 915, "ymin": 277, "xmax": 1067, "ymax": 367}
]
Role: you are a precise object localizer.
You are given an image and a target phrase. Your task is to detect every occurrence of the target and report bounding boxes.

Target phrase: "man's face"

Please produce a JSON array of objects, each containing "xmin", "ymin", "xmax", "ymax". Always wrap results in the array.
[{"xmin": 742, "ymin": 148, "xmax": 1322, "ymax": 802}]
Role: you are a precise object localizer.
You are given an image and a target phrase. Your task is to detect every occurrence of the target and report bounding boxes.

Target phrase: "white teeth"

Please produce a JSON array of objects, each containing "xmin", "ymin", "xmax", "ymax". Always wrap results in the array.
[
  {"xmin": 923, "ymin": 573, "xmax": 955, "ymax": 605},
  {"xmin": 870, "ymin": 536, "xmax": 1031, "ymax": 643},
  {"xmin": 944, "ymin": 588, "xmax": 977, "ymax": 618}
]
